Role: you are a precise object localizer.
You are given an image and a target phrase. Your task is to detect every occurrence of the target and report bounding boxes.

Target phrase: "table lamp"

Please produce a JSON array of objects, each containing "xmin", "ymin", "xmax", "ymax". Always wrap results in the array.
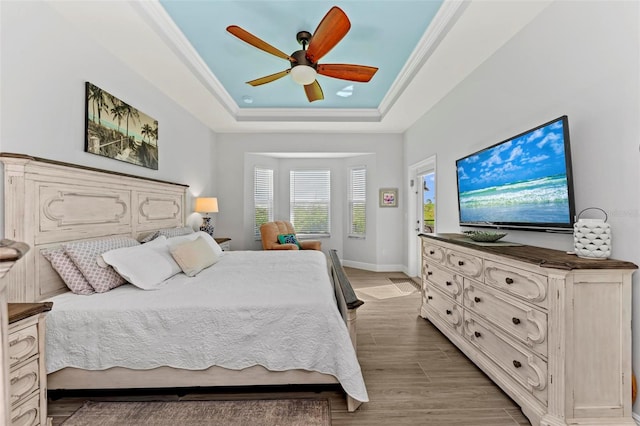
[{"xmin": 195, "ymin": 197, "xmax": 218, "ymax": 237}]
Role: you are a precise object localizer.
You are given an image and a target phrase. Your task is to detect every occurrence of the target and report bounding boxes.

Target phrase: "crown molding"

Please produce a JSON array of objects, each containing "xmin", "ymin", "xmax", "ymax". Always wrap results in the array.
[
  {"xmin": 378, "ymin": 0, "xmax": 468, "ymax": 118},
  {"xmin": 235, "ymin": 108, "xmax": 381, "ymax": 123}
]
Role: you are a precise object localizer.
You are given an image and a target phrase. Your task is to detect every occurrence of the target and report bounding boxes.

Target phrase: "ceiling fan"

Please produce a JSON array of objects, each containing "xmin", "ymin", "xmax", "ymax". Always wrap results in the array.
[{"xmin": 226, "ymin": 6, "xmax": 378, "ymax": 102}]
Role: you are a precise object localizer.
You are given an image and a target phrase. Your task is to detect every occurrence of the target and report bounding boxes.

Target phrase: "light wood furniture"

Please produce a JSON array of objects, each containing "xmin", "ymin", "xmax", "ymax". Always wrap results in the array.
[
  {"xmin": 420, "ymin": 233, "xmax": 636, "ymax": 426},
  {"xmin": 0, "ymin": 153, "xmax": 364, "ymax": 412},
  {"xmin": 214, "ymin": 237, "xmax": 231, "ymax": 251},
  {"xmin": 8, "ymin": 302, "xmax": 52, "ymax": 426},
  {"xmin": 0, "ymin": 240, "xmax": 30, "ymax": 426}
]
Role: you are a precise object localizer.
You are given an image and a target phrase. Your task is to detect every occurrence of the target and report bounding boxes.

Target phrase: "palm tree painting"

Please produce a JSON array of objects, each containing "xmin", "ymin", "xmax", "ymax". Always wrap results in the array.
[{"xmin": 85, "ymin": 82, "xmax": 158, "ymax": 170}]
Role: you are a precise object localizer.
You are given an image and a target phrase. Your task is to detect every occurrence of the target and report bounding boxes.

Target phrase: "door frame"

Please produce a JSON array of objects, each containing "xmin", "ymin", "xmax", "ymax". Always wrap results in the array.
[{"xmin": 407, "ymin": 155, "xmax": 436, "ymax": 277}]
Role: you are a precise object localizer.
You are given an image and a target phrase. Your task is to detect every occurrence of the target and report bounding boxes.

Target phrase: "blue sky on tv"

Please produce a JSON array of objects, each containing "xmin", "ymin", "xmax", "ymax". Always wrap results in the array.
[{"xmin": 457, "ymin": 119, "xmax": 568, "ymax": 193}]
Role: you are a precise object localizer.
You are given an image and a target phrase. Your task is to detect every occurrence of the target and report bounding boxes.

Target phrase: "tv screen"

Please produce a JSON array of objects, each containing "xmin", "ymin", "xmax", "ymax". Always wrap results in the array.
[{"xmin": 456, "ymin": 116, "xmax": 575, "ymax": 231}]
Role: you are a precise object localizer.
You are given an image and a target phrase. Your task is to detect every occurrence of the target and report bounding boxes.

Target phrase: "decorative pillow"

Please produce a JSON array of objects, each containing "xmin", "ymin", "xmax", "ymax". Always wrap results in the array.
[
  {"xmin": 277, "ymin": 233, "xmax": 301, "ymax": 248},
  {"xmin": 41, "ymin": 248, "xmax": 95, "ymax": 295},
  {"xmin": 63, "ymin": 237, "xmax": 140, "ymax": 293},
  {"xmin": 138, "ymin": 231, "xmax": 159, "ymax": 243},
  {"xmin": 157, "ymin": 226, "xmax": 194, "ymax": 239},
  {"xmin": 170, "ymin": 236, "xmax": 220, "ymax": 277},
  {"xmin": 100, "ymin": 236, "xmax": 181, "ymax": 290},
  {"xmin": 167, "ymin": 231, "xmax": 224, "ymax": 258}
]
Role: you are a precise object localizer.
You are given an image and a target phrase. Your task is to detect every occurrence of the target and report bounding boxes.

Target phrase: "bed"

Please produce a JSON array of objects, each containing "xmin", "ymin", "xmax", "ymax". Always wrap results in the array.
[{"xmin": 0, "ymin": 153, "xmax": 367, "ymax": 411}]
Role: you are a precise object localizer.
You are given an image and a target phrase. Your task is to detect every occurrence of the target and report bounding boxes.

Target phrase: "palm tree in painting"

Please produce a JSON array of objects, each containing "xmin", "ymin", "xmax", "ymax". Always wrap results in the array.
[
  {"xmin": 140, "ymin": 123, "xmax": 154, "ymax": 143},
  {"xmin": 109, "ymin": 102, "xmax": 126, "ymax": 134},
  {"xmin": 87, "ymin": 84, "xmax": 108, "ymax": 125},
  {"xmin": 121, "ymin": 102, "xmax": 140, "ymax": 142}
]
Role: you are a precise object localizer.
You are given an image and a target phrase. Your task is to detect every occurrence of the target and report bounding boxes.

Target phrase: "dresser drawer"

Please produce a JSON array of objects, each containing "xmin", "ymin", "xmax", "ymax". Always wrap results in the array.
[
  {"xmin": 11, "ymin": 392, "xmax": 40, "ymax": 426},
  {"xmin": 423, "ymin": 261, "xmax": 463, "ymax": 301},
  {"xmin": 423, "ymin": 241, "xmax": 446, "ymax": 265},
  {"xmin": 424, "ymin": 286, "xmax": 463, "ymax": 332},
  {"xmin": 10, "ymin": 358, "xmax": 40, "ymax": 407},
  {"xmin": 464, "ymin": 312, "xmax": 547, "ymax": 406},
  {"xmin": 464, "ymin": 281, "xmax": 547, "ymax": 357},
  {"xmin": 445, "ymin": 249, "xmax": 483, "ymax": 280},
  {"xmin": 8, "ymin": 324, "xmax": 39, "ymax": 369},
  {"xmin": 484, "ymin": 260, "xmax": 548, "ymax": 308}
]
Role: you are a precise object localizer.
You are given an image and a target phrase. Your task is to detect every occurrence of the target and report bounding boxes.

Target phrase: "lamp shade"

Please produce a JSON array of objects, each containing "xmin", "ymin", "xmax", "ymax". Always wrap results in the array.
[{"xmin": 195, "ymin": 197, "xmax": 219, "ymax": 213}]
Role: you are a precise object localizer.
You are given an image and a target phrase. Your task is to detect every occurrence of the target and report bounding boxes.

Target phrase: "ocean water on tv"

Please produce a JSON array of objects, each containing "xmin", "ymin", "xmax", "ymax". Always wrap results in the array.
[{"xmin": 459, "ymin": 175, "xmax": 570, "ymax": 224}]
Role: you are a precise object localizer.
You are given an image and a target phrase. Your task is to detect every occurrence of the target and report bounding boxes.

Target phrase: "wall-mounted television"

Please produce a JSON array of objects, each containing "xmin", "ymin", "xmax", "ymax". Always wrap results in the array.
[{"xmin": 455, "ymin": 115, "xmax": 575, "ymax": 232}]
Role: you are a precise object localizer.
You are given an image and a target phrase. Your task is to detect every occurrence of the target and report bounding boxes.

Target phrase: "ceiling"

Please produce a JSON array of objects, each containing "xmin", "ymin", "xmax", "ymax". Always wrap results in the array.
[
  {"xmin": 158, "ymin": 1, "xmax": 444, "ymax": 110},
  {"xmin": 47, "ymin": 0, "xmax": 553, "ymax": 133}
]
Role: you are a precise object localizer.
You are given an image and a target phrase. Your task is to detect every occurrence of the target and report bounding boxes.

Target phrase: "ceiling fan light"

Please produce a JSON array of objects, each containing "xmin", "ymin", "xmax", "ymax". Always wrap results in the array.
[{"xmin": 290, "ymin": 65, "xmax": 317, "ymax": 85}]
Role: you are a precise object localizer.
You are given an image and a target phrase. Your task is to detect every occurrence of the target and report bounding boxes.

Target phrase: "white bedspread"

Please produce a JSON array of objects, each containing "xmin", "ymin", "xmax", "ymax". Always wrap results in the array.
[{"xmin": 46, "ymin": 250, "xmax": 368, "ymax": 402}]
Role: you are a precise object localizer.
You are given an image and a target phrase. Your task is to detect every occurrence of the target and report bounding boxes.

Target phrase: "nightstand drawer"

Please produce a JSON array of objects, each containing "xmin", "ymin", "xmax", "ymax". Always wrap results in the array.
[
  {"xmin": 10, "ymin": 358, "xmax": 40, "ymax": 407},
  {"xmin": 8, "ymin": 324, "xmax": 38, "ymax": 369},
  {"xmin": 11, "ymin": 393, "xmax": 40, "ymax": 426}
]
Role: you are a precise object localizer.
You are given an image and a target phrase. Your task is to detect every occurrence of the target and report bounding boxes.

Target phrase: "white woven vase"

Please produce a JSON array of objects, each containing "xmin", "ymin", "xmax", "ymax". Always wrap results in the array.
[{"xmin": 573, "ymin": 208, "xmax": 611, "ymax": 260}]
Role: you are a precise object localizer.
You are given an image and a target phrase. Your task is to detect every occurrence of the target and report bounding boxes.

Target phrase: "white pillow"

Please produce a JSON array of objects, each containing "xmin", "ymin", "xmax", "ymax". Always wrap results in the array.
[
  {"xmin": 100, "ymin": 236, "xmax": 181, "ymax": 290},
  {"xmin": 167, "ymin": 231, "xmax": 224, "ymax": 257},
  {"xmin": 170, "ymin": 236, "xmax": 220, "ymax": 277}
]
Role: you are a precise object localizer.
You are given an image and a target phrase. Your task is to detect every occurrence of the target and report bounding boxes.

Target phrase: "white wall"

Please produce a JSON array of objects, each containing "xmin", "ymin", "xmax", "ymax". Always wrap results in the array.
[
  {"xmin": 216, "ymin": 133, "xmax": 404, "ymax": 269},
  {"xmin": 404, "ymin": 0, "xmax": 640, "ymax": 412},
  {"xmin": 0, "ymin": 1, "xmax": 217, "ymax": 236}
]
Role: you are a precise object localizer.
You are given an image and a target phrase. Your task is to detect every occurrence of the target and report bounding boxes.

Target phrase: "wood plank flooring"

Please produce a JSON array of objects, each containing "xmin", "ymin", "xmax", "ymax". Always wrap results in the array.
[{"xmin": 47, "ymin": 268, "xmax": 531, "ymax": 425}]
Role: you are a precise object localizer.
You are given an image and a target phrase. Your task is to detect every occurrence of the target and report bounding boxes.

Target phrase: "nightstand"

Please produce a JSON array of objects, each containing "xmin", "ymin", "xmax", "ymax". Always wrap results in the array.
[
  {"xmin": 215, "ymin": 237, "xmax": 231, "ymax": 251},
  {"xmin": 8, "ymin": 302, "xmax": 53, "ymax": 426}
]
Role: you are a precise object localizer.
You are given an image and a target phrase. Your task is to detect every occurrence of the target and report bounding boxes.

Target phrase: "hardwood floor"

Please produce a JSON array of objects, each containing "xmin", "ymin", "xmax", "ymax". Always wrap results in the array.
[{"xmin": 47, "ymin": 268, "xmax": 531, "ymax": 425}]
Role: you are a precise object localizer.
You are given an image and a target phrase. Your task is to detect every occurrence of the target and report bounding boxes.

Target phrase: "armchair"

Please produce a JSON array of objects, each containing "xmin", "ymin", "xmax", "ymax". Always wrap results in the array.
[{"xmin": 260, "ymin": 221, "xmax": 322, "ymax": 251}]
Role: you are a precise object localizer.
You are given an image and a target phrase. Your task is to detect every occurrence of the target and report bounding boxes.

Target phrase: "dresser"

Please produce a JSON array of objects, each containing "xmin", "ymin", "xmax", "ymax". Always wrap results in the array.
[
  {"xmin": 8, "ymin": 303, "xmax": 52, "ymax": 426},
  {"xmin": 215, "ymin": 238, "xmax": 231, "ymax": 251},
  {"xmin": 420, "ymin": 233, "xmax": 637, "ymax": 426}
]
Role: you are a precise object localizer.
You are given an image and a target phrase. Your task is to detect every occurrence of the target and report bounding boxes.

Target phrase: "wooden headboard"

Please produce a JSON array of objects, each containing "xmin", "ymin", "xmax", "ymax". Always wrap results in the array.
[{"xmin": 1, "ymin": 153, "xmax": 188, "ymax": 302}]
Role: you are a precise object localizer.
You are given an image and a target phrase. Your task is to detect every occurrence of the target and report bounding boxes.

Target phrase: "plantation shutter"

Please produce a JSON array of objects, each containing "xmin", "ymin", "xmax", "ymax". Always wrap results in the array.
[
  {"xmin": 349, "ymin": 167, "xmax": 366, "ymax": 237},
  {"xmin": 290, "ymin": 170, "xmax": 330, "ymax": 236},
  {"xmin": 254, "ymin": 167, "xmax": 274, "ymax": 238}
]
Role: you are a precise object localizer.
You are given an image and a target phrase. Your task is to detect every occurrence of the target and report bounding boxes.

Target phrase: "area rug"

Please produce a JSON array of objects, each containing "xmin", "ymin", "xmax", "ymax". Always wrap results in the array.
[
  {"xmin": 356, "ymin": 282, "xmax": 417, "ymax": 300},
  {"xmin": 61, "ymin": 398, "xmax": 331, "ymax": 426}
]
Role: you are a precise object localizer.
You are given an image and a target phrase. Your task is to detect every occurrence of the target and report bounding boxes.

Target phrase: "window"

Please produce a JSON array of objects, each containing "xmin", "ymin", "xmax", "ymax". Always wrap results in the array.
[
  {"xmin": 349, "ymin": 167, "xmax": 366, "ymax": 237},
  {"xmin": 290, "ymin": 170, "xmax": 330, "ymax": 236},
  {"xmin": 254, "ymin": 167, "xmax": 274, "ymax": 238}
]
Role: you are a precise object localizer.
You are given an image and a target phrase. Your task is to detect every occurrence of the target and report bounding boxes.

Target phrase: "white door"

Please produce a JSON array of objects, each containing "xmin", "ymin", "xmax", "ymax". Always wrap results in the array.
[{"xmin": 407, "ymin": 156, "xmax": 436, "ymax": 277}]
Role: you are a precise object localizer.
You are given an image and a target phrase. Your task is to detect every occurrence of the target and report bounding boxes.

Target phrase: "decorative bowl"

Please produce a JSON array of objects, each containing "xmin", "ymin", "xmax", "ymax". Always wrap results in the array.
[{"xmin": 463, "ymin": 231, "xmax": 507, "ymax": 242}]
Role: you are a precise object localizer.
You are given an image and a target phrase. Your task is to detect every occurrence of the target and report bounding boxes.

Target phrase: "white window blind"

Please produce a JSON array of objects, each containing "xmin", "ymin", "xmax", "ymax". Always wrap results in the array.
[
  {"xmin": 254, "ymin": 167, "xmax": 274, "ymax": 238},
  {"xmin": 290, "ymin": 170, "xmax": 330, "ymax": 236},
  {"xmin": 349, "ymin": 167, "xmax": 366, "ymax": 237}
]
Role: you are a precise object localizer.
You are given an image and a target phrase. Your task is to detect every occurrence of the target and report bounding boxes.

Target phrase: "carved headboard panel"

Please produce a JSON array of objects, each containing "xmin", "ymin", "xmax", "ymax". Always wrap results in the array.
[{"xmin": 1, "ymin": 154, "xmax": 188, "ymax": 302}]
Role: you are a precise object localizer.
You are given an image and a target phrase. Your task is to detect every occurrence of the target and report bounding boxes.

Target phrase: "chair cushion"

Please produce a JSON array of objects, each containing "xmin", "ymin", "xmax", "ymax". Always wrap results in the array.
[{"xmin": 277, "ymin": 233, "xmax": 301, "ymax": 248}]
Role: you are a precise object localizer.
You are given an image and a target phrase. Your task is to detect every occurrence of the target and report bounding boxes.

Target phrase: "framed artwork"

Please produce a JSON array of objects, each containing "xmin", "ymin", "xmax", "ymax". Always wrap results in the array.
[
  {"xmin": 85, "ymin": 82, "xmax": 159, "ymax": 170},
  {"xmin": 379, "ymin": 188, "xmax": 398, "ymax": 207}
]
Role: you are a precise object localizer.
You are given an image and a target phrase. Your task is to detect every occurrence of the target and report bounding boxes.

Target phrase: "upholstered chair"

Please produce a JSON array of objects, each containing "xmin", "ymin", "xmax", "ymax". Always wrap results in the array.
[{"xmin": 259, "ymin": 221, "xmax": 322, "ymax": 251}]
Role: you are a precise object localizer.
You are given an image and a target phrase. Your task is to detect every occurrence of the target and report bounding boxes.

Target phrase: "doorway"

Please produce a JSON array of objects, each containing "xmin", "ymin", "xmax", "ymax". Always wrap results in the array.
[{"xmin": 407, "ymin": 156, "xmax": 436, "ymax": 277}]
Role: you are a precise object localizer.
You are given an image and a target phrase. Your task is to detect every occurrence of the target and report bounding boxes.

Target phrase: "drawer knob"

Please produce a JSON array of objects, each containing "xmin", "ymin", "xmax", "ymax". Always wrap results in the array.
[
  {"xmin": 474, "ymin": 331, "xmax": 481, "ymax": 338},
  {"xmin": 427, "ymin": 271, "xmax": 433, "ymax": 276},
  {"xmin": 505, "ymin": 277, "xmax": 514, "ymax": 285},
  {"xmin": 458, "ymin": 261, "xmax": 465, "ymax": 266},
  {"xmin": 446, "ymin": 309, "xmax": 452, "ymax": 315},
  {"xmin": 512, "ymin": 317, "xmax": 521, "ymax": 325},
  {"xmin": 427, "ymin": 296, "xmax": 433, "ymax": 300},
  {"xmin": 429, "ymin": 250, "xmax": 435, "ymax": 255},
  {"xmin": 474, "ymin": 297, "xmax": 481, "ymax": 303},
  {"xmin": 446, "ymin": 281, "xmax": 452, "ymax": 286},
  {"xmin": 513, "ymin": 360, "xmax": 522, "ymax": 368}
]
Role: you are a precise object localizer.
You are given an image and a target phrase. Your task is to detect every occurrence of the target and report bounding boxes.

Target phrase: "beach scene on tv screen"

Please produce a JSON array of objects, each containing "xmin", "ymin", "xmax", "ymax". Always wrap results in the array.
[{"xmin": 457, "ymin": 119, "xmax": 571, "ymax": 225}]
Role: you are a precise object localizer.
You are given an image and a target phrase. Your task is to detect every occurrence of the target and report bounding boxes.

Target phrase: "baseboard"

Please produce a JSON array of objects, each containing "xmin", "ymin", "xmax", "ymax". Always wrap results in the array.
[
  {"xmin": 632, "ymin": 411, "xmax": 640, "ymax": 425},
  {"xmin": 341, "ymin": 260, "xmax": 405, "ymax": 273}
]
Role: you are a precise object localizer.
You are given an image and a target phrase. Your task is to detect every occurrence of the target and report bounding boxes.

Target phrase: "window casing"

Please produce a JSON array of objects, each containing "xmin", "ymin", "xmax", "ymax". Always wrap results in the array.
[
  {"xmin": 289, "ymin": 170, "xmax": 330, "ymax": 236},
  {"xmin": 254, "ymin": 167, "xmax": 274, "ymax": 238},
  {"xmin": 348, "ymin": 166, "xmax": 366, "ymax": 237}
]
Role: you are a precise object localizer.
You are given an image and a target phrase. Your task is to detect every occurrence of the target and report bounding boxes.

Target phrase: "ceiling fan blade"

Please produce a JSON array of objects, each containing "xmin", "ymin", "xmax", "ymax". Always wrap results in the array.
[
  {"xmin": 304, "ymin": 80, "xmax": 324, "ymax": 102},
  {"xmin": 246, "ymin": 69, "xmax": 290, "ymax": 87},
  {"xmin": 317, "ymin": 64, "xmax": 378, "ymax": 82},
  {"xmin": 306, "ymin": 6, "xmax": 351, "ymax": 63},
  {"xmin": 227, "ymin": 25, "xmax": 294, "ymax": 61}
]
